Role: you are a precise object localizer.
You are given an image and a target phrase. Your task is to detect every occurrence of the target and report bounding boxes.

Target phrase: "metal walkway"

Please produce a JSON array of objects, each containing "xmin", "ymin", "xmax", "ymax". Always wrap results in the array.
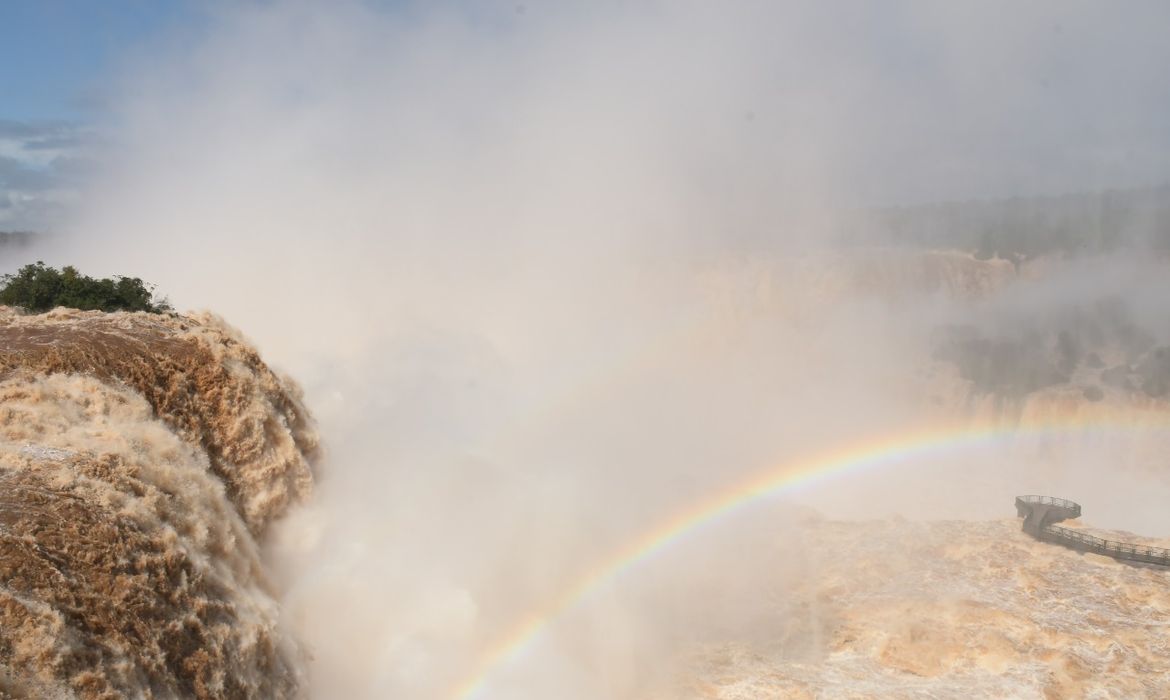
[{"xmin": 1015, "ymin": 495, "xmax": 1170, "ymax": 568}]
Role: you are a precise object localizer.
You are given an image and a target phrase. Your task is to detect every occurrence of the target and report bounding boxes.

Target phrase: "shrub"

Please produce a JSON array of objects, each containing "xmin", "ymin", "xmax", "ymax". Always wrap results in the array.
[{"xmin": 0, "ymin": 262, "xmax": 173, "ymax": 314}]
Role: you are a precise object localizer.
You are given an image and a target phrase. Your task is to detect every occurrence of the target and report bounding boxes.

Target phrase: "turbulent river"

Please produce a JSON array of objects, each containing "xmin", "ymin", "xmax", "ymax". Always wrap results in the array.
[
  {"xmin": 0, "ymin": 308, "xmax": 317, "ymax": 698},
  {"xmin": 3, "ymin": 251, "xmax": 1170, "ymax": 699}
]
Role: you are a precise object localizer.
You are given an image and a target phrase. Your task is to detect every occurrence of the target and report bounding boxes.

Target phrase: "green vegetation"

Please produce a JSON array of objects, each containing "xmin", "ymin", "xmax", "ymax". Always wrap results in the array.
[{"xmin": 0, "ymin": 262, "xmax": 173, "ymax": 314}]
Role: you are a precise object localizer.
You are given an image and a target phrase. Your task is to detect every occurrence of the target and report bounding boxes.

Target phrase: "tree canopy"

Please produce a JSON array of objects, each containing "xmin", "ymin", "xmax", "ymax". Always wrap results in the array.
[{"xmin": 0, "ymin": 262, "xmax": 173, "ymax": 314}]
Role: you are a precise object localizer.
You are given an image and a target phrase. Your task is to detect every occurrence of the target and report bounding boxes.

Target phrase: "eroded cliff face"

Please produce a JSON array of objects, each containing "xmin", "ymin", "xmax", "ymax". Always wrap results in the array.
[
  {"xmin": 674, "ymin": 517, "xmax": 1170, "ymax": 700},
  {"xmin": 0, "ymin": 308, "xmax": 317, "ymax": 698},
  {"xmin": 696, "ymin": 249, "xmax": 1017, "ymax": 323}
]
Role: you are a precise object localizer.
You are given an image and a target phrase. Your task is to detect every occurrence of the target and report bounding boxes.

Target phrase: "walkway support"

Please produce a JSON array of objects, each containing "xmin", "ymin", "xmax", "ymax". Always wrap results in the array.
[{"xmin": 1015, "ymin": 495, "xmax": 1080, "ymax": 537}]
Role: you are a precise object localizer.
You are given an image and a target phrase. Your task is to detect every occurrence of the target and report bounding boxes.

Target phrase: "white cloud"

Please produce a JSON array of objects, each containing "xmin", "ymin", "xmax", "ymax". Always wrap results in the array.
[{"xmin": 0, "ymin": 121, "xmax": 90, "ymax": 231}]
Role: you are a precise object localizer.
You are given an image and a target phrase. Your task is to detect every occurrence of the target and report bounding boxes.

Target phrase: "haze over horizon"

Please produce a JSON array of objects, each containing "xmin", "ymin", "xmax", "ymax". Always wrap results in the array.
[{"xmin": 3, "ymin": 1, "xmax": 1170, "ymax": 238}]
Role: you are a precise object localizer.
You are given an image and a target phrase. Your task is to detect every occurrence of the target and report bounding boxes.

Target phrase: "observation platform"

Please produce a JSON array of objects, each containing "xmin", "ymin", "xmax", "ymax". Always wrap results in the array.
[{"xmin": 1015, "ymin": 495, "xmax": 1170, "ymax": 568}]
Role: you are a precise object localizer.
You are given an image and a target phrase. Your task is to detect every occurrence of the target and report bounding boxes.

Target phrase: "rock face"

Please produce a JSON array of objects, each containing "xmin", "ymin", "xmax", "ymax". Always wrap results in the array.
[
  {"xmin": 0, "ymin": 307, "xmax": 318, "ymax": 698},
  {"xmin": 675, "ymin": 517, "xmax": 1170, "ymax": 699}
]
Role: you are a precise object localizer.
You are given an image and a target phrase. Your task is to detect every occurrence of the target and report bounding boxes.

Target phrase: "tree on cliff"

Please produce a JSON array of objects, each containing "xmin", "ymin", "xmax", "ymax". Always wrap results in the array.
[{"xmin": 0, "ymin": 262, "xmax": 173, "ymax": 313}]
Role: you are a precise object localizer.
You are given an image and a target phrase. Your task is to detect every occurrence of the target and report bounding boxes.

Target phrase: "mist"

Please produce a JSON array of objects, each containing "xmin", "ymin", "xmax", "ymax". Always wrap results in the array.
[{"xmin": 25, "ymin": 1, "xmax": 1170, "ymax": 697}]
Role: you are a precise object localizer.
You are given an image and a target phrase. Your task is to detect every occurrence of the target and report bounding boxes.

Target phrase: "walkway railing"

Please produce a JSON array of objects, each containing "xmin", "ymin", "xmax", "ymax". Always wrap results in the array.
[
  {"xmin": 1042, "ymin": 525, "xmax": 1170, "ymax": 567},
  {"xmin": 1015, "ymin": 495, "xmax": 1169, "ymax": 568}
]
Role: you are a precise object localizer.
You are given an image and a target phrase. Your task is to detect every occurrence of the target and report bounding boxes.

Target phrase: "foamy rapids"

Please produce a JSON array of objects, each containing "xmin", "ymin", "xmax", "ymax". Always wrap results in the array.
[
  {"xmin": 5, "ymin": 251, "xmax": 1170, "ymax": 699},
  {"xmin": 0, "ymin": 307, "xmax": 318, "ymax": 698}
]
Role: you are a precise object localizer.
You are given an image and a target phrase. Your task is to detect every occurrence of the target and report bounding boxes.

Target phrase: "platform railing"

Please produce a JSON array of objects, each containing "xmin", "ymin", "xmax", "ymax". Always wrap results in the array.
[{"xmin": 1015, "ymin": 494, "xmax": 1081, "ymax": 517}]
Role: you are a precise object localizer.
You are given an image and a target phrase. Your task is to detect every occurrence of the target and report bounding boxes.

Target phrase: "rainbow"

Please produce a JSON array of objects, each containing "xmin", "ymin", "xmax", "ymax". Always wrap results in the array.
[{"xmin": 450, "ymin": 414, "xmax": 1170, "ymax": 699}]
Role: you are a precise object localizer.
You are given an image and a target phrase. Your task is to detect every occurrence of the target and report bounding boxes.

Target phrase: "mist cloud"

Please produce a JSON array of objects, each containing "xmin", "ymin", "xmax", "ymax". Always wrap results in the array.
[{"xmin": 38, "ymin": 2, "xmax": 1170, "ymax": 698}]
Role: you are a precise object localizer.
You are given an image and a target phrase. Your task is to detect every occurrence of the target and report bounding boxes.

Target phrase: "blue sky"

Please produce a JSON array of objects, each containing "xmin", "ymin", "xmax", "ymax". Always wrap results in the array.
[
  {"xmin": 2, "ymin": 1, "xmax": 1170, "ymax": 234},
  {"xmin": 0, "ymin": 1, "xmax": 201, "ymax": 122},
  {"xmin": 0, "ymin": 1, "xmax": 205, "ymax": 231}
]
